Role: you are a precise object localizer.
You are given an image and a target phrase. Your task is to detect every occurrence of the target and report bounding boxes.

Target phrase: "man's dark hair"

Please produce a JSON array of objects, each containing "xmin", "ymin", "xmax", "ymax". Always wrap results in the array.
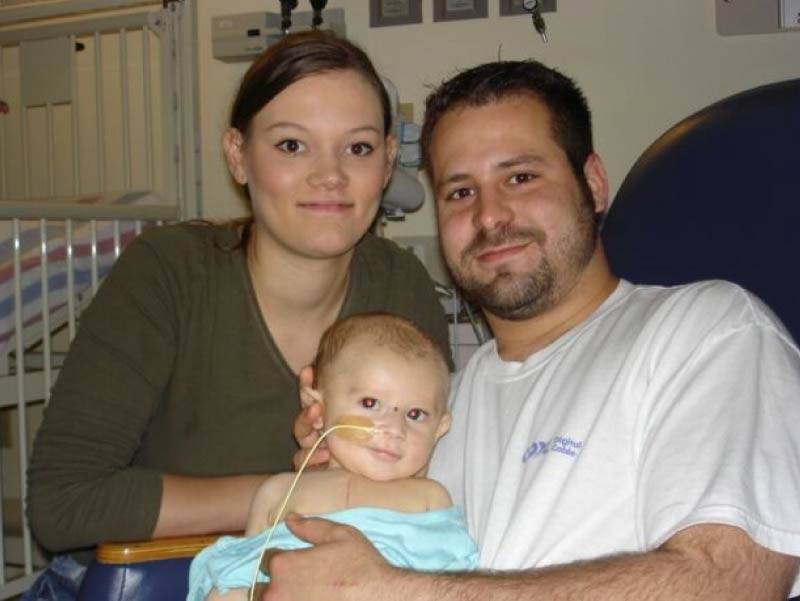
[{"xmin": 420, "ymin": 61, "xmax": 593, "ymax": 182}]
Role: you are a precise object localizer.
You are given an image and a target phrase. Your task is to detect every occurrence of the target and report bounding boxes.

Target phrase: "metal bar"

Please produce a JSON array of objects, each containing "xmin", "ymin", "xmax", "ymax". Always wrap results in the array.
[
  {"xmin": 12, "ymin": 219, "xmax": 34, "ymax": 574},
  {"xmin": 159, "ymin": 9, "xmax": 179, "ymax": 210},
  {"xmin": 0, "ymin": 200, "xmax": 179, "ymax": 221},
  {"xmin": 70, "ymin": 34, "xmax": 81, "ymax": 196},
  {"xmin": 0, "ymin": 3, "xmax": 157, "ymax": 33},
  {"xmin": 0, "ymin": 370, "xmax": 63, "ymax": 409},
  {"xmin": 0, "ymin": 571, "xmax": 42, "ymax": 598},
  {"xmin": 39, "ymin": 220, "xmax": 53, "ymax": 404},
  {"xmin": 120, "ymin": 28, "xmax": 131, "ymax": 190},
  {"xmin": 451, "ymin": 291, "xmax": 460, "ymax": 369},
  {"xmin": 66, "ymin": 219, "xmax": 76, "ymax": 341},
  {"xmin": 21, "ymin": 105, "xmax": 30, "ymax": 198},
  {"xmin": 47, "ymin": 103, "xmax": 56, "ymax": 197},
  {"xmin": 90, "ymin": 219, "xmax": 98, "ymax": 293},
  {"xmin": 94, "ymin": 31, "xmax": 106, "ymax": 193},
  {"xmin": 142, "ymin": 26, "xmax": 154, "ymax": 188},
  {"xmin": 113, "ymin": 220, "xmax": 121, "ymax": 257},
  {"xmin": 0, "ymin": 45, "xmax": 7, "ymax": 200}
]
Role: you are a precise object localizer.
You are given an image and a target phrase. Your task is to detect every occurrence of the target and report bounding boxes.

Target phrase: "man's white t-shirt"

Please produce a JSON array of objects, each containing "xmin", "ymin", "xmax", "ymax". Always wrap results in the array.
[{"xmin": 430, "ymin": 279, "xmax": 800, "ymax": 595}]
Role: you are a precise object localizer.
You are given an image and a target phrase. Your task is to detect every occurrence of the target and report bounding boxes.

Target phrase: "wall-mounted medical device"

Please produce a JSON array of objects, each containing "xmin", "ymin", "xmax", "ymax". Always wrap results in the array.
[
  {"xmin": 716, "ymin": 0, "xmax": 800, "ymax": 35},
  {"xmin": 211, "ymin": 8, "xmax": 345, "ymax": 62}
]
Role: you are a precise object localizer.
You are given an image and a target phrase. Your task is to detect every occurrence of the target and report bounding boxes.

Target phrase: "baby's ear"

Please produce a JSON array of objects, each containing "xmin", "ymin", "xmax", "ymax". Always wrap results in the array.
[
  {"xmin": 435, "ymin": 411, "xmax": 452, "ymax": 440},
  {"xmin": 300, "ymin": 386, "xmax": 325, "ymax": 431}
]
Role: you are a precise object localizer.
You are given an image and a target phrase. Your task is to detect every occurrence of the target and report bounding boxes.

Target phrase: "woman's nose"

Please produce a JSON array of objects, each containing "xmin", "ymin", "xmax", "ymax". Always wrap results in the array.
[{"xmin": 307, "ymin": 152, "xmax": 348, "ymax": 189}]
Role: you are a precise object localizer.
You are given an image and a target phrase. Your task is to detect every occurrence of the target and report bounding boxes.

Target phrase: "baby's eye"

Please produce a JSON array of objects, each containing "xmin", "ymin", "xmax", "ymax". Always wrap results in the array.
[
  {"xmin": 275, "ymin": 139, "xmax": 305, "ymax": 154},
  {"xmin": 361, "ymin": 397, "xmax": 380, "ymax": 410},
  {"xmin": 347, "ymin": 142, "xmax": 374, "ymax": 156},
  {"xmin": 406, "ymin": 408, "xmax": 429, "ymax": 422}
]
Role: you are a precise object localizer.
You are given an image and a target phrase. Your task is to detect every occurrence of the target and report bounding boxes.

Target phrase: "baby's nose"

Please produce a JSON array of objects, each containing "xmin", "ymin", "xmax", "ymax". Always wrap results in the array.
[{"xmin": 375, "ymin": 411, "xmax": 406, "ymax": 440}]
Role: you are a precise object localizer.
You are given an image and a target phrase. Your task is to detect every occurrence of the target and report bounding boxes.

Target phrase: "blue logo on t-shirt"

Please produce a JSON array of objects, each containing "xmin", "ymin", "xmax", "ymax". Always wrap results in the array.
[{"xmin": 522, "ymin": 436, "xmax": 583, "ymax": 462}]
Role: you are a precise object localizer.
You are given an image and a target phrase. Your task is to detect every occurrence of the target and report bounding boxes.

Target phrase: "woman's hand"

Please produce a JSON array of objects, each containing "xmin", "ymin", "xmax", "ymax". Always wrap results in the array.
[{"xmin": 292, "ymin": 366, "xmax": 331, "ymax": 470}]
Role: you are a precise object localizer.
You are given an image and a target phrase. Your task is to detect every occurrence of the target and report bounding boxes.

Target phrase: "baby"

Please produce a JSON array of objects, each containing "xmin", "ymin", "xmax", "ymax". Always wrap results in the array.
[{"xmin": 188, "ymin": 312, "xmax": 477, "ymax": 600}]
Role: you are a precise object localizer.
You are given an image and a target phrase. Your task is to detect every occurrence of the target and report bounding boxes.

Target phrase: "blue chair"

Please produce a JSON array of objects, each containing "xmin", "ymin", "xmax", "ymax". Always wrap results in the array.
[
  {"xmin": 601, "ymin": 78, "xmax": 800, "ymax": 601},
  {"xmin": 77, "ymin": 535, "xmax": 219, "ymax": 601},
  {"xmin": 602, "ymin": 77, "xmax": 800, "ymax": 345}
]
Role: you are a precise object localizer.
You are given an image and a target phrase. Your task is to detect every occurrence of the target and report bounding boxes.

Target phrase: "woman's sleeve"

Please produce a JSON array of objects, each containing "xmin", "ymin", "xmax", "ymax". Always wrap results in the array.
[{"xmin": 26, "ymin": 232, "xmax": 179, "ymax": 552}]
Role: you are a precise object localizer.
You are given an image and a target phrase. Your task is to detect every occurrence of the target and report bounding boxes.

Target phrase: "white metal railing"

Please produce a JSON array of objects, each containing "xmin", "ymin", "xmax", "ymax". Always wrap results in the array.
[{"xmin": 0, "ymin": 200, "xmax": 177, "ymax": 599}]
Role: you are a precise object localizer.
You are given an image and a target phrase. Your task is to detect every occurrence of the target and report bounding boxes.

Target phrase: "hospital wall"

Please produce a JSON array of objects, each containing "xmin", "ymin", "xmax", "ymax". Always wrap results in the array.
[{"xmin": 195, "ymin": 0, "xmax": 800, "ymax": 239}]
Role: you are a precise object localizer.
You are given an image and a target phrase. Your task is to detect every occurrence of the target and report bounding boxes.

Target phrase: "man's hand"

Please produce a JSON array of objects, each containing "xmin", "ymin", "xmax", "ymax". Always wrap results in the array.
[
  {"xmin": 261, "ymin": 512, "xmax": 397, "ymax": 601},
  {"xmin": 292, "ymin": 366, "xmax": 330, "ymax": 470}
]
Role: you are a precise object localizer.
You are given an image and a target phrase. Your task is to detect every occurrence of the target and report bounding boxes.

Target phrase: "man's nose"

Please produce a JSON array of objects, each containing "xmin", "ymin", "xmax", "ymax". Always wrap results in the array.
[{"xmin": 473, "ymin": 189, "xmax": 513, "ymax": 231}]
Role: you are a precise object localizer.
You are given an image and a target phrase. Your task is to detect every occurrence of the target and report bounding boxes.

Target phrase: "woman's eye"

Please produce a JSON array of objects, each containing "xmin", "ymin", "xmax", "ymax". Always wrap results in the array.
[
  {"xmin": 348, "ymin": 142, "xmax": 374, "ymax": 156},
  {"xmin": 406, "ymin": 408, "xmax": 428, "ymax": 422},
  {"xmin": 276, "ymin": 139, "xmax": 305, "ymax": 154},
  {"xmin": 361, "ymin": 397, "xmax": 380, "ymax": 410}
]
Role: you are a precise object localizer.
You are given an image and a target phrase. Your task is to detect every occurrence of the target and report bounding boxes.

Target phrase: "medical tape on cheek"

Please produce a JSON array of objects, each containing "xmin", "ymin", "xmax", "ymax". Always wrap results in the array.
[{"xmin": 332, "ymin": 415, "xmax": 377, "ymax": 441}]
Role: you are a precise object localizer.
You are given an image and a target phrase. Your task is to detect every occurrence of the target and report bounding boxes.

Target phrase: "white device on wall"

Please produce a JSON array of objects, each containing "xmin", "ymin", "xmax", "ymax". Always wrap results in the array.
[{"xmin": 211, "ymin": 8, "xmax": 345, "ymax": 62}]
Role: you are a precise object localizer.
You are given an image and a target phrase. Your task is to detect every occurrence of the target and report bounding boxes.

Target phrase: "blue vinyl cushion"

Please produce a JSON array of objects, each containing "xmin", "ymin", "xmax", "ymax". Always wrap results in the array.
[
  {"xmin": 77, "ymin": 557, "xmax": 193, "ymax": 601},
  {"xmin": 602, "ymin": 78, "xmax": 800, "ymax": 345}
]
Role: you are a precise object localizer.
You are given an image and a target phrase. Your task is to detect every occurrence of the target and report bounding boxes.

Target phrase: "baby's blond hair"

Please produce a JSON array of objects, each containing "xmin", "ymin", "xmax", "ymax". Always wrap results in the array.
[{"xmin": 314, "ymin": 312, "xmax": 449, "ymax": 405}]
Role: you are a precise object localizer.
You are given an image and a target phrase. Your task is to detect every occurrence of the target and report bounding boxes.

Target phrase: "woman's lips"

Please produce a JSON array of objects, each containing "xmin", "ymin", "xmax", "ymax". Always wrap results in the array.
[{"xmin": 297, "ymin": 201, "xmax": 353, "ymax": 213}]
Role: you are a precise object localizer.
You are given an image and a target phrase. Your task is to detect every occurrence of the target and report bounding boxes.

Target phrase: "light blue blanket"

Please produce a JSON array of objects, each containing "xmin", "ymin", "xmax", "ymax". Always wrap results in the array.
[{"xmin": 187, "ymin": 505, "xmax": 478, "ymax": 600}]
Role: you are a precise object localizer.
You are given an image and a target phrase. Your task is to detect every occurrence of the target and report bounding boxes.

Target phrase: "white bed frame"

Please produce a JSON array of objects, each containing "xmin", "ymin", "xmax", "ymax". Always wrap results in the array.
[{"xmin": 0, "ymin": 1, "xmax": 195, "ymax": 597}]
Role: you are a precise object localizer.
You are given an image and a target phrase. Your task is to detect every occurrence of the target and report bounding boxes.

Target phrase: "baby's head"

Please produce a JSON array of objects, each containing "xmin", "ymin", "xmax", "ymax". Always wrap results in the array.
[{"xmin": 303, "ymin": 312, "xmax": 451, "ymax": 481}]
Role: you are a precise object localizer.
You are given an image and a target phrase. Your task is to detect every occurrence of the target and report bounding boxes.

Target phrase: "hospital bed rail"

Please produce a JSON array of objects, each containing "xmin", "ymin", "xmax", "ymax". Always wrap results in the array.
[{"xmin": 0, "ymin": 198, "xmax": 177, "ymax": 600}]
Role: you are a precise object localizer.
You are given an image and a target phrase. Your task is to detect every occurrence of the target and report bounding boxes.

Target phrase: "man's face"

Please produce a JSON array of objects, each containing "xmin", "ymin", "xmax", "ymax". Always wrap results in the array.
[{"xmin": 430, "ymin": 95, "xmax": 606, "ymax": 321}]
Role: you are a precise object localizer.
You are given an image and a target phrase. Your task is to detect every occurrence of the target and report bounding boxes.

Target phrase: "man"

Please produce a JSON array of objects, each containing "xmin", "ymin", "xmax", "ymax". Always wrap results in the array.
[{"xmin": 267, "ymin": 60, "xmax": 800, "ymax": 600}]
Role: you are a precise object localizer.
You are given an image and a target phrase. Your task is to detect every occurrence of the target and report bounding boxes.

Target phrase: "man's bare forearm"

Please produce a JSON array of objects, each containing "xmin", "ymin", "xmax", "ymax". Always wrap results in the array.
[{"xmin": 391, "ymin": 525, "xmax": 798, "ymax": 601}]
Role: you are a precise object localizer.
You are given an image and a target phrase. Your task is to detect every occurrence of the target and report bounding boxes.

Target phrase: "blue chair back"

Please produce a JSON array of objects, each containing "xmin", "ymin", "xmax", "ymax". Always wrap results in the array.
[{"xmin": 602, "ymin": 78, "xmax": 800, "ymax": 345}]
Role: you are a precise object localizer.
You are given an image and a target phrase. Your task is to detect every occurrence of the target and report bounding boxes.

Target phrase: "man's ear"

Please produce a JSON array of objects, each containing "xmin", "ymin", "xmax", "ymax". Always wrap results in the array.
[
  {"xmin": 435, "ymin": 411, "xmax": 452, "ymax": 440},
  {"xmin": 583, "ymin": 153, "xmax": 609, "ymax": 214},
  {"xmin": 223, "ymin": 128, "xmax": 248, "ymax": 185},
  {"xmin": 300, "ymin": 386, "xmax": 325, "ymax": 431}
]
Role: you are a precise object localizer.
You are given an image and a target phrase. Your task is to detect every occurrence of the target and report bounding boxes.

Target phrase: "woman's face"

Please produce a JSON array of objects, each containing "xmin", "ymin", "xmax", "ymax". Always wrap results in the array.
[{"xmin": 224, "ymin": 70, "xmax": 396, "ymax": 260}]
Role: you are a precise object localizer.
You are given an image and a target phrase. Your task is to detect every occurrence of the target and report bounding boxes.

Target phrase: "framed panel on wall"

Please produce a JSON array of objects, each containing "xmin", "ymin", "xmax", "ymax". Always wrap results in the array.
[
  {"xmin": 369, "ymin": 0, "xmax": 423, "ymax": 27},
  {"xmin": 433, "ymin": 0, "xmax": 488, "ymax": 22}
]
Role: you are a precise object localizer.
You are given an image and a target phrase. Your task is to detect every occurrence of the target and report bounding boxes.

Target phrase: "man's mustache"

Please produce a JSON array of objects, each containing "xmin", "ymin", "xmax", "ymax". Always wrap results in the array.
[{"xmin": 462, "ymin": 225, "xmax": 546, "ymax": 261}]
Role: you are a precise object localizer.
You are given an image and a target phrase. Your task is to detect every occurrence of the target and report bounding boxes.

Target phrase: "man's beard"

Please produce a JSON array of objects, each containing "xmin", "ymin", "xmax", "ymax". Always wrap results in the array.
[{"xmin": 447, "ymin": 196, "xmax": 598, "ymax": 322}]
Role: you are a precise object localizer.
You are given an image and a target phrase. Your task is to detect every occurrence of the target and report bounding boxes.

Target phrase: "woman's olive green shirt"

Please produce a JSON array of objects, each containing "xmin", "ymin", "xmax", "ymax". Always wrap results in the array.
[{"xmin": 27, "ymin": 223, "xmax": 450, "ymax": 554}]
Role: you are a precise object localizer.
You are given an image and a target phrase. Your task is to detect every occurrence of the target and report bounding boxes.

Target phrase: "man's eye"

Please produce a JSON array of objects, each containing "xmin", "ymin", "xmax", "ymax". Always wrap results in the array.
[
  {"xmin": 445, "ymin": 187, "xmax": 473, "ymax": 201},
  {"xmin": 348, "ymin": 142, "xmax": 374, "ymax": 156},
  {"xmin": 509, "ymin": 172, "xmax": 535, "ymax": 185},
  {"xmin": 276, "ymin": 139, "xmax": 304, "ymax": 154},
  {"xmin": 361, "ymin": 397, "xmax": 380, "ymax": 410},
  {"xmin": 406, "ymin": 408, "xmax": 428, "ymax": 422}
]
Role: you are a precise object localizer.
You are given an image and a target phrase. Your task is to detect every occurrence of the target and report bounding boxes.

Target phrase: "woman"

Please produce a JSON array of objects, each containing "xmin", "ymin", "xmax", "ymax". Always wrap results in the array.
[{"xmin": 24, "ymin": 31, "xmax": 449, "ymax": 599}]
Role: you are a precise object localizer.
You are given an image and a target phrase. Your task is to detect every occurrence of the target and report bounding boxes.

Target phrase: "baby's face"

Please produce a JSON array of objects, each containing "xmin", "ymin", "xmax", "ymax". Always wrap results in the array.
[{"xmin": 319, "ymin": 337, "xmax": 450, "ymax": 481}]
